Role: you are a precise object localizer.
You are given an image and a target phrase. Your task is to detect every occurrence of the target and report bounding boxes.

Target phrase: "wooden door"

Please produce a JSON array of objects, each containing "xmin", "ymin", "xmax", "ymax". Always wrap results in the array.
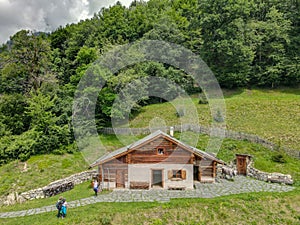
[
  {"xmin": 116, "ymin": 170, "xmax": 125, "ymax": 188},
  {"xmin": 237, "ymin": 157, "xmax": 247, "ymax": 175}
]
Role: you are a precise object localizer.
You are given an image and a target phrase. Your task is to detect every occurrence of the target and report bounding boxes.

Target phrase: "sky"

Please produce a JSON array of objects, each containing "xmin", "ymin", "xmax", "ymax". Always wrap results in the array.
[{"xmin": 0, "ymin": 0, "xmax": 135, "ymax": 44}]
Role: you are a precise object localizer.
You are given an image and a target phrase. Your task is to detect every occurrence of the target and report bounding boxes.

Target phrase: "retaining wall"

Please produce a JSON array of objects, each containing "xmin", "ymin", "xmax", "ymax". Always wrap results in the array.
[{"xmin": 0, "ymin": 170, "xmax": 97, "ymax": 206}]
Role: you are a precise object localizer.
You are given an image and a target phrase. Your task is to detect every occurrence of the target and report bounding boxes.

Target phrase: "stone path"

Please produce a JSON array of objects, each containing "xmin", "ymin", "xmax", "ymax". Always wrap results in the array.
[{"xmin": 0, "ymin": 176, "xmax": 294, "ymax": 219}]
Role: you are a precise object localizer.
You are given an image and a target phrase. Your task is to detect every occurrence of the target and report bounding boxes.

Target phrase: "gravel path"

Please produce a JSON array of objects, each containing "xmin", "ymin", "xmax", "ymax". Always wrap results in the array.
[{"xmin": 0, "ymin": 176, "xmax": 294, "ymax": 218}]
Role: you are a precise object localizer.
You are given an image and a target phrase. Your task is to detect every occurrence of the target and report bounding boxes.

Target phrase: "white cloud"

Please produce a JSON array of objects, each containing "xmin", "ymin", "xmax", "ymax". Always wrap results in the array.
[{"xmin": 0, "ymin": 0, "xmax": 136, "ymax": 44}]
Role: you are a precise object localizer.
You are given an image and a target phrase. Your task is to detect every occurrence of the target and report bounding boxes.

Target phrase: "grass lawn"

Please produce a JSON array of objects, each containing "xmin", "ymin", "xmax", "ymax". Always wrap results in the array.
[
  {"xmin": 1, "ymin": 131, "xmax": 299, "ymax": 201},
  {"xmin": 0, "ymin": 181, "xmax": 88, "ymax": 212},
  {"xmin": 0, "ymin": 189, "xmax": 299, "ymax": 225},
  {"xmin": 0, "ymin": 134, "xmax": 145, "ymax": 198},
  {"xmin": 0, "ymin": 133, "xmax": 299, "ymax": 224},
  {"xmin": 0, "ymin": 88, "xmax": 299, "ymax": 224},
  {"xmin": 173, "ymin": 132, "xmax": 300, "ymax": 183},
  {"xmin": 0, "ymin": 152, "xmax": 89, "ymax": 197},
  {"xmin": 0, "ymin": 181, "xmax": 111, "ymax": 213},
  {"xmin": 129, "ymin": 88, "xmax": 300, "ymax": 150},
  {"xmin": 99, "ymin": 132, "xmax": 300, "ymax": 183}
]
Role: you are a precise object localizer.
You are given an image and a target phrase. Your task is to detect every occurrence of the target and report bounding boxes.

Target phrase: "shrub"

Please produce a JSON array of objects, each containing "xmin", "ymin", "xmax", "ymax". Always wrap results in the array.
[
  {"xmin": 271, "ymin": 152, "xmax": 287, "ymax": 163},
  {"xmin": 101, "ymin": 215, "xmax": 112, "ymax": 225},
  {"xmin": 19, "ymin": 153, "xmax": 31, "ymax": 162}
]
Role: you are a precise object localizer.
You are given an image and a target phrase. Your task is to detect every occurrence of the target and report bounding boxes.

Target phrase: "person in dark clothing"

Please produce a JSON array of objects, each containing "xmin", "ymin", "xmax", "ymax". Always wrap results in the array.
[{"xmin": 56, "ymin": 196, "xmax": 64, "ymax": 218}]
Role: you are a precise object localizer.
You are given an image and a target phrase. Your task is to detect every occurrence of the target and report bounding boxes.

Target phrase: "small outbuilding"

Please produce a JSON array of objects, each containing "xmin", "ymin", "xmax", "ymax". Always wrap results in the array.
[
  {"xmin": 235, "ymin": 154, "xmax": 252, "ymax": 175},
  {"xmin": 90, "ymin": 130, "xmax": 224, "ymax": 190}
]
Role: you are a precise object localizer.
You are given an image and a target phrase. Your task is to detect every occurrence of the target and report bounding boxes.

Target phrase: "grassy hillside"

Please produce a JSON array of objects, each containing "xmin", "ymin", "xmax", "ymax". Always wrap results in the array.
[
  {"xmin": 1, "ymin": 134, "xmax": 300, "ymax": 224},
  {"xmin": 1, "ymin": 189, "xmax": 299, "ymax": 225},
  {"xmin": 0, "ymin": 152, "xmax": 88, "ymax": 197},
  {"xmin": 100, "ymin": 132, "xmax": 300, "ymax": 182},
  {"xmin": 0, "ymin": 134, "xmax": 147, "ymax": 197},
  {"xmin": 173, "ymin": 132, "xmax": 300, "ymax": 183},
  {"xmin": 1, "ymin": 151, "xmax": 300, "ymax": 224},
  {"xmin": 1, "ymin": 132, "xmax": 299, "ymax": 200},
  {"xmin": 129, "ymin": 88, "xmax": 300, "ymax": 150},
  {"xmin": 1, "ymin": 89, "xmax": 300, "ymax": 224}
]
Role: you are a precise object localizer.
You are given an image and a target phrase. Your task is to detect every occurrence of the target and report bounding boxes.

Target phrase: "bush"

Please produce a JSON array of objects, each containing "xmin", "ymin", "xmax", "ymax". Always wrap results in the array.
[
  {"xmin": 19, "ymin": 153, "xmax": 31, "ymax": 162},
  {"xmin": 198, "ymin": 98, "xmax": 208, "ymax": 104},
  {"xmin": 225, "ymin": 143, "xmax": 237, "ymax": 151},
  {"xmin": 271, "ymin": 152, "xmax": 287, "ymax": 163},
  {"xmin": 101, "ymin": 215, "xmax": 112, "ymax": 225},
  {"xmin": 52, "ymin": 149, "xmax": 65, "ymax": 155}
]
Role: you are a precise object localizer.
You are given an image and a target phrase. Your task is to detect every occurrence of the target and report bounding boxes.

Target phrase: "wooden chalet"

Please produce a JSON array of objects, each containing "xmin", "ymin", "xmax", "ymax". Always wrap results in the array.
[{"xmin": 90, "ymin": 130, "xmax": 224, "ymax": 190}]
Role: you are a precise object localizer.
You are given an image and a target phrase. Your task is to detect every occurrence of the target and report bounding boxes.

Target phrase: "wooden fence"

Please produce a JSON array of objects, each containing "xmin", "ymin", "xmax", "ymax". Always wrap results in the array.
[{"xmin": 99, "ymin": 124, "xmax": 300, "ymax": 159}]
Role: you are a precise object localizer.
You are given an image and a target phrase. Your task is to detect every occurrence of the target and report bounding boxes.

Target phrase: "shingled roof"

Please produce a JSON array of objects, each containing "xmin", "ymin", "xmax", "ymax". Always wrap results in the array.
[{"xmin": 89, "ymin": 130, "xmax": 224, "ymax": 167}]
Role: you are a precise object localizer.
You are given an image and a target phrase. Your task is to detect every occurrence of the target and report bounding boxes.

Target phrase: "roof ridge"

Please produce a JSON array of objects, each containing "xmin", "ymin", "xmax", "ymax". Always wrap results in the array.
[
  {"xmin": 90, "ymin": 130, "xmax": 164, "ymax": 167},
  {"xmin": 90, "ymin": 130, "xmax": 224, "ymax": 167}
]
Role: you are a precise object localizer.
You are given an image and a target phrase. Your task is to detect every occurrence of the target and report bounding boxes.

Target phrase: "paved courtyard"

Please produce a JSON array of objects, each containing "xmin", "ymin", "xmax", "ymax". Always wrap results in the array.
[{"xmin": 0, "ymin": 176, "xmax": 294, "ymax": 218}]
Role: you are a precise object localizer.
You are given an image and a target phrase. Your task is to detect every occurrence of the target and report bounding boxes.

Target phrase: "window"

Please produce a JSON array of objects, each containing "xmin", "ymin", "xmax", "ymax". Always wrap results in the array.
[
  {"xmin": 168, "ymin": 170, "xmax": 186, "ymax": 180},
  {"xmin": 157, "ymin": 148, "xmax": 165, "ymax": 155},
  {"xmin": 173, "ymin": 170, "xmax": 182, "ymax": 178}
]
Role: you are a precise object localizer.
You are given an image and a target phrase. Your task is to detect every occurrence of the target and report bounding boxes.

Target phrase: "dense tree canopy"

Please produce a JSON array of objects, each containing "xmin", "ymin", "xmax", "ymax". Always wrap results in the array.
[{"xmin": 0, "ymin": 0, "xmax": 299, "ymax": 164}]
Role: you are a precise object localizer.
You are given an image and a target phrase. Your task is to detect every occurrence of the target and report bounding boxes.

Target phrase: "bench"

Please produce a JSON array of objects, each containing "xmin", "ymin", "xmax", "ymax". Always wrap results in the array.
[
  {"xmin": 168, "ymin": 186, "xmax": 186, "ymax": 190},
  {"xmin": 130, "ymin": 181, "xmax": 149, "ymax": 189}
]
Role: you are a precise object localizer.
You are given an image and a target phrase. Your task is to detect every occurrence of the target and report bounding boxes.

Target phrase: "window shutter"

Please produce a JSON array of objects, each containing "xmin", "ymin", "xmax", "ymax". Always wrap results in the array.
[
  {"xmin": 181, "ymin": 170, "xmax": 186, "ymax": 180},
  {"xmin": 168, "ymin": 170, "xmax": 173, "ymax": 179}
]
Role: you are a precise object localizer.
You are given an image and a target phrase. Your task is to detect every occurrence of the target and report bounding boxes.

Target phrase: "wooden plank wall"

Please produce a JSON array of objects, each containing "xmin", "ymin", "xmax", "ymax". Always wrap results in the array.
[
  {"xmin": 130, "ymin": 137, "xmax": 193, "ymax": 164},
  {"xmin": 199, "ymin": 158, "xmax": 214, "ymax": 177},
  {"xmin": 99, "ymin": 157, "xmax": 128, "ymax": 183}
]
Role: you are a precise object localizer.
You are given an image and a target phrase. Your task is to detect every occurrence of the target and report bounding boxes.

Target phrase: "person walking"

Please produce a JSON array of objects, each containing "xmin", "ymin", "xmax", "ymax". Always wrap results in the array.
[
  {"xmin": 61, "ymin": 198, "xmax": 68, "ymax": 219},
  {"xmin": 93, "ymin": 179, "xmax": 99, "ymax": 196},
  {"xmin": 55, "ymin": 196, "xmax": 63, "ymax": 218}
]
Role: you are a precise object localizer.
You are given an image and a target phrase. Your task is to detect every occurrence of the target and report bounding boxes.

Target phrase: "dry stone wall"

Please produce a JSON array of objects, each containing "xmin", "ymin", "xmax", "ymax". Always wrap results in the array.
[
  {"xmin": 217, "ymin": 165, "xmax": 237, "ymax": 180},
  {"xmin": 217, "ymin": 161, "xmax": 293, "ymax": 185},
  {"xmin": 247, "ymin": 167, "xmax": 293, "ymax": 185},
  {"xmin": 0, "ymin": 170, "xmax": 97, "ymax": 206}
]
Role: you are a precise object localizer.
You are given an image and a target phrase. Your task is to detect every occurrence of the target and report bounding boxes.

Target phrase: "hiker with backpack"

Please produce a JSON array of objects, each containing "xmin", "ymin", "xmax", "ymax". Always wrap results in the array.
[
  {"xmin": 56, "ymin": 197, "xmax": 68, "ymax": 218},
  {"xmin": 56, "ymin": 196, "xmax": 64, "ymax": 218}
]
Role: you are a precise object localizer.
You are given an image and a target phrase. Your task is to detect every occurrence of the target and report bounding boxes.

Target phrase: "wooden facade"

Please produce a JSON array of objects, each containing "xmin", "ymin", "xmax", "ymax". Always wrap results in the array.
[
  {"xmin": 91, "ymin": 131, "xmax": 224, "ymax": 190},
  {"xmin": 128, "ymin": 137, "xmax": 193, "ymax": 164},
  {"xmin": 98, "ymin": 157, "xmax": 128, "ymax": 189}
]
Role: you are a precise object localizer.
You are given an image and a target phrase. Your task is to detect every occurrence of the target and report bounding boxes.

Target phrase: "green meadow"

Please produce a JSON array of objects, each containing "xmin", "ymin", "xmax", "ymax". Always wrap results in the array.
[
  {"xmin": 130, "ymin": 89, "xmax": 300, "ymax": 150},
  {"xmin": 1, "ymin": 189, "xmax": 299, "ymax": 225},
  {"xmin": 0, "ymin": 89, "xmax": 300, "ymax": 224}
]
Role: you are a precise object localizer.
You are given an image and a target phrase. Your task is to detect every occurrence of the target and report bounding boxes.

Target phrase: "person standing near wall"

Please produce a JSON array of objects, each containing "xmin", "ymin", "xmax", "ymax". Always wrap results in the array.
[{"xmin": 93, "ymin": 179, "xmax": 99, "ymax": 196}]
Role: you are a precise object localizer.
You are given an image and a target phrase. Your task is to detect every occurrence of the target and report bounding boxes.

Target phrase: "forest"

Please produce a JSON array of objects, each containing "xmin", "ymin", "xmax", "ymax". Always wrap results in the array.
[{"xmin": 0, "ymin": 0, "xmax": 299, "ymax": 164}]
